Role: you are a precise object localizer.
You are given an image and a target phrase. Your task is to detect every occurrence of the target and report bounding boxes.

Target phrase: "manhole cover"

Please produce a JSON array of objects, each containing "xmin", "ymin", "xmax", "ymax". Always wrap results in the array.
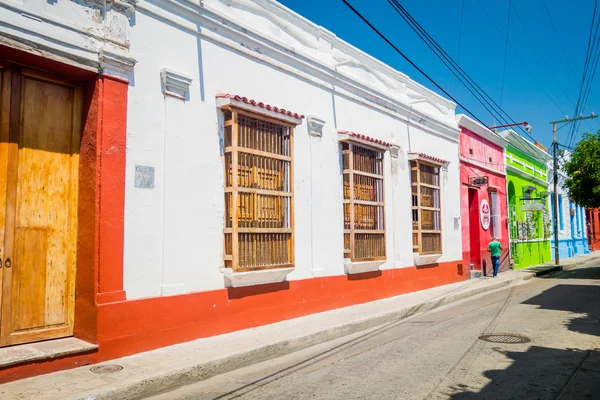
[
  {"xmin": 90, "ymin": 365, "xmax": 123, "ymax": 374},
  {"xmin": 479, "ymin": 334, "xmax": 531, "ymax": 344}
]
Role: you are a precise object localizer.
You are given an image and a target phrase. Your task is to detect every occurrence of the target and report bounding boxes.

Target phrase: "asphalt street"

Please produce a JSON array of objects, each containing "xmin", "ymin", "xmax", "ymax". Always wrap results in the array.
[{"xmin": 149, "ymin": 262, "xmax": 600, "ymax": 400}]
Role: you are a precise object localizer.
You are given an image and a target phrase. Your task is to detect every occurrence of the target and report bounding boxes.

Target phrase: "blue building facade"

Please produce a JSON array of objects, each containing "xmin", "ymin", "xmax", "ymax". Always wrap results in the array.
[{"xmin": 548, "ymin": 156, "xmax": 589, "ymax": 260}]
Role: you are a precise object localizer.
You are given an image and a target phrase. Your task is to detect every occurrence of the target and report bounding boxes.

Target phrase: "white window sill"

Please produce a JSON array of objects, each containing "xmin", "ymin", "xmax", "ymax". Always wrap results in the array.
[
  {"xmin": 344, "ymin": 260, "xmax": 386, "ymax": 274},
  {"xmin": 221, "ymin": 267, "xmax": 294, "ymax": 288},
  {"xmin": 413, "ymin": 253, "xmax": 442, "ymax": 266}
]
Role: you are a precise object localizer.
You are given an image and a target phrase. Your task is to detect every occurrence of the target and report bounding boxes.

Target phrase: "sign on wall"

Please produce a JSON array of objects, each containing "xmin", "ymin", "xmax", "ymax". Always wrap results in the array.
[
  {"xmin": 470, "ymin": 176, "xmax": 488, "ymax": 186},
  {"xmin": 480, "ymin": 199, "xmax": 491, "ymax": 230},
  {"xmin": 522, "ymin": 201, "xmax": 545, "ymax": 212}
]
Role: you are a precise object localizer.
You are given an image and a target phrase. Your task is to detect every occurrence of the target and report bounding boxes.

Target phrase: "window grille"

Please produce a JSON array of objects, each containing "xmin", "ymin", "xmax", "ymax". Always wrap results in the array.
[
  {"xmin": 342, "ymin": 142, "xmax": 386, "ymax": 261},
  {"xmin": 223, "ymin": 108, "xmax": 294, "ymax": 271},
  {"xmin": 411, "ymin": 161, "xmax": 442, "ymax": 254}
]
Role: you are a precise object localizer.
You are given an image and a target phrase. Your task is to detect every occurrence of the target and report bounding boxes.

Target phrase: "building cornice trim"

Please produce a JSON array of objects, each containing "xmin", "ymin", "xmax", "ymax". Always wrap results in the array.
[
  {"xmin": 506, "ymin": 164, "xmax": 548, "ymax": 186},
  {"xmin": 136, "ymin": 0, "xmax": 460, "ymax": 141},
  {"xmin": 457, "ymin": 114, "xmax": 508, "ymax": 148}
]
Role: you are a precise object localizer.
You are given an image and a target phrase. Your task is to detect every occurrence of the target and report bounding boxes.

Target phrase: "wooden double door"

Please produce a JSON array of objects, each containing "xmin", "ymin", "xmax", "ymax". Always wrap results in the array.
[{"xmin": 0, "ymin": 62, "xmax": 81, "ymax": 346}]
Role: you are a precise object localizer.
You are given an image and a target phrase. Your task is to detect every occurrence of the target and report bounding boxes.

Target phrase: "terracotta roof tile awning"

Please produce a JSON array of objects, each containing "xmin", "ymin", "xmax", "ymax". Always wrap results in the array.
[
  {"xmin": 216, "ymin": 94, "xmax": 305, "ymax": 122},
  {"xmin": 337, "ymin": 130, "xmax": 392, "ymax": 149},
  {"xmin": 407, "ymin": 152, "xmax": 449, "ymax": 166}
]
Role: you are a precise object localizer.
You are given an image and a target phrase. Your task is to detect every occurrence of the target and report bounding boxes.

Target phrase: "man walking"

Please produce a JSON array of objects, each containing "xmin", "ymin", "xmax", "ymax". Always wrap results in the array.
[{"xmin": 487, "ymin": 237, "xmax": 502, "ymax": 277}]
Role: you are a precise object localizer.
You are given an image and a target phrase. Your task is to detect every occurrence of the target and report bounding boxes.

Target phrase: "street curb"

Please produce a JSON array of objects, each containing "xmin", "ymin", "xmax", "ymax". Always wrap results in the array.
[
  {"xmin": 533, "ymin": 253, "xmax": 600, "ymax": 276},
  {"xmin": 88, "ymin": 272, "xmax": 536, "ymax": 400},
  {"xmin": 528, "ymin": 266, "xmax": 563, "ymax": 277},
  {"xmin": 562, "ymin": 254, "xmax": 600, "ymax": 271}
]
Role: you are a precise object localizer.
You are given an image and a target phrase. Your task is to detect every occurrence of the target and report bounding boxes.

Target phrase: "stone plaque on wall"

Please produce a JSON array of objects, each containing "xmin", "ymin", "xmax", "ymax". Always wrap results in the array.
[{"xmin": 135, "ymin": 165, "xmax": 155, "ymax": 189}]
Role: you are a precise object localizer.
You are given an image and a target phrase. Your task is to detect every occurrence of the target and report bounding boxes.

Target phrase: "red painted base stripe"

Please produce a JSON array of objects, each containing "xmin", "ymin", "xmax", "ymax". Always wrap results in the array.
[{"xmin": 2, "ymin": 261, "xmax": 464, "ymax": 382}]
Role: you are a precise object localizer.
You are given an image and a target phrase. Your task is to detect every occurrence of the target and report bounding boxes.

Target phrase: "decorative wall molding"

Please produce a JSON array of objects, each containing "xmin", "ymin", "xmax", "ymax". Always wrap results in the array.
[
  {"xmin": 112, "ymin": 0, "xmax": 138, "ymax": 13},
  {"xmin": 344, "ymin": 260, "xmax": 385, "ymax": 274},
  {"xmin": 221, "ymin": 267, "xmax": 294, "ymax": 288},
  {"xmin": 161, "ymin": 68, "xmax": 193, "ymax": 100},
  {"xmin": 100, "ymin": 50, "xmax": 136, "ymax": 81},
  {"xmin": 413, "ymin": 252, "xmax": 442, "ymax": 266},
  {"xmin": 307, "ymin": 115, "xmax": 326, "ymax": 137},
  {"xmin": 506, "ymin": 164, "xmax": 548, "ymax": 186}
]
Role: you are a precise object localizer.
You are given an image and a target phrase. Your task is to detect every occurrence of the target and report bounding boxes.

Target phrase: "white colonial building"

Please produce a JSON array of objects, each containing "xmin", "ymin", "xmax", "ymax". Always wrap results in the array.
[{"xmin": 0, "ymin": 0, "xmax": 464, "ymax": 379}]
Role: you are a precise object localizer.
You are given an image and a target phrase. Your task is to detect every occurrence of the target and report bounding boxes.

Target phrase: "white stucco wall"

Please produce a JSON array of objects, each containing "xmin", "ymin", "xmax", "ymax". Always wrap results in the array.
[
  {"xmin": 119, "ymin": 0, "xmax": 463, "ymax": 299},
  {"xmin": 1, "ymin": 0, "xmax": 463, "ymax": 300}
]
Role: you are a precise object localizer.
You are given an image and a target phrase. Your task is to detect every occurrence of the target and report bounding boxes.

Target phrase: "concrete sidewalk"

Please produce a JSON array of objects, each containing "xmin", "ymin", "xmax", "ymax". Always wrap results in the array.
[
  {"xmin": 522, "ymin": 251, "xmax": 600, "ymax": 276},
  {"xmin": 2, "ymin": 253, "xmax": 599, "ymax": 400}
]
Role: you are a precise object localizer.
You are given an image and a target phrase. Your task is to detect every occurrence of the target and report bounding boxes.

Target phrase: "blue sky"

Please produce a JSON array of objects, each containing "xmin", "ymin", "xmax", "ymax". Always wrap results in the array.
[{"xmin": 278, "ymin": 0, "xmax": 600, "ymax": 149}]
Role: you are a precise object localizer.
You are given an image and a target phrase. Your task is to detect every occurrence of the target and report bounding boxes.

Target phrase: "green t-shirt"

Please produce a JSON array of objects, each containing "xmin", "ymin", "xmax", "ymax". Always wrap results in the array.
[{"xmin": 488, "ymin": 241, "xmax": 502, "ymax": 257}]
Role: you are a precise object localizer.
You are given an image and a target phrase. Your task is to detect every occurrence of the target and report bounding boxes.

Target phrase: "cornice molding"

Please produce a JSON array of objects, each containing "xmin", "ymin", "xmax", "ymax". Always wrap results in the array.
[
  {"xmin": 457, "ymin": 114, "xmax": 508, "ymax": 148},
  {"xmin": 99, "ymin": 50, "xmax": 136, "ymax": 81},
  {"xmin": 506, "ymin": 164, "xmax": 548, "ymax": 187},
  {"xmin": 137, "ymin": 0, "xmax": 460, "ymax": 141}
]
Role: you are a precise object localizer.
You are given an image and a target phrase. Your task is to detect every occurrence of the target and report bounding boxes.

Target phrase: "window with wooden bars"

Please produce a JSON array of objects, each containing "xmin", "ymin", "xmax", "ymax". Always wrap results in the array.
[
  {"xmin": 342, "ymin": 142, "xmax": 386, "ymax": 261},
  {"xmin": 411, "ymin": 160, "xmax": 442, "ymax": 254},
  {"xmin": 222, "ymin": 108, "xmax": 294, "ymax": 272}
]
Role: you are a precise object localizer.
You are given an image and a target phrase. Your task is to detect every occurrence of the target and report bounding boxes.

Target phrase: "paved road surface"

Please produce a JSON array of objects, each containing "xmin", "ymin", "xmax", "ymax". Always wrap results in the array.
[{"xmin": 149, "ymin": 262, "xmax": 600, "ymax": 399}]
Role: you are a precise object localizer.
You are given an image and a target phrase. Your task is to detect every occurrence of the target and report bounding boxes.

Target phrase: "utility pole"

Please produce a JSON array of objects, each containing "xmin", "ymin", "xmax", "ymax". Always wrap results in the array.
[{"xmin": 549, "ymin": 114, "xmax": 598, "ymax": 265}]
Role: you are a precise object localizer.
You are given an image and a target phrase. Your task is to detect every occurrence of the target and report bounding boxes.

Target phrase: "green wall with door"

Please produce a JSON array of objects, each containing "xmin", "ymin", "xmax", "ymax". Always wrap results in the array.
[{"xmin": 505, "ymin": 140, "xmax": 552, "ymax": 269}]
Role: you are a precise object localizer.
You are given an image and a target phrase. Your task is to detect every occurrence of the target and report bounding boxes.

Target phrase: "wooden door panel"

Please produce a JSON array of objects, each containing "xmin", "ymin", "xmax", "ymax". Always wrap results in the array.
[
  {"xmin": 12, "ymin": 228, "xmax": 47, "ymax": 331},
  {"xmin": 0, "ymin": 66, "xmax": 80, "ymax": 346}
]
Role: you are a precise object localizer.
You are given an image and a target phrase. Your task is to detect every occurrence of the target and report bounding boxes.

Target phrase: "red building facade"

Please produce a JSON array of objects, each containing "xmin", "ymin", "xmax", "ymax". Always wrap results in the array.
[
  {"xmin": 457, "ymin": 115, "xmax": 510, "ymax": 278},
  {"xmin": 586, "ymin": 208, "xmax": 600, "ymax": 251}
]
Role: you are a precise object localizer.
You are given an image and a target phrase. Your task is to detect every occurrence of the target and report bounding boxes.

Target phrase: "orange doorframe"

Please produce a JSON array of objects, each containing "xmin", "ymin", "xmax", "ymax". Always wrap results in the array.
[{"xmin": 0, "ymin": 45, "xmax": 129, "ymax": 345}]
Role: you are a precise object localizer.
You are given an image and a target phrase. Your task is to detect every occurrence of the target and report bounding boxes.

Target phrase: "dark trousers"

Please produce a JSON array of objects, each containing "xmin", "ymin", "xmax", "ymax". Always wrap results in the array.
[{"xmin": 491, "ymin": 256, "xmax": 500, "ymax": 277}]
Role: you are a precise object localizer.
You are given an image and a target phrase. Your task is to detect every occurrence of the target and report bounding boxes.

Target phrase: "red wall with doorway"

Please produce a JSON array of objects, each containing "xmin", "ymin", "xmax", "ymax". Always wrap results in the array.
[{"xmin": 459, "ymin": 126, "xmax": 509, "ymax": 276}]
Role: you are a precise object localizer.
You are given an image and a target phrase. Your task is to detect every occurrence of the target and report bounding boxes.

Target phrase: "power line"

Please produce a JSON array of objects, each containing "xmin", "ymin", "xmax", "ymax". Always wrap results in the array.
[
  {"xmin": 385, "ymin": 0, "xmax": 508, "ymax": 126},
  {"xmin": 541, "ymin": 0, "xmax": 598, "ymax": 134},
  {"xmin": 513, "ymin": 2, "xmax": 598, "ymax": 136},
  {"xmin": 511, "ymin": 3, "xmax": 579, "ymax": 109},
  {"xmin": 567, "ymin": 0, "xmax": 600, "ymax": 149},
  {"xmin": 474, "ymin": 0, "xmax": 568, "ymax": 117},
  {"xmin": 339, "ymin": 0, "xmax": 488, "ymax": 127},
  {"xmin": 385, "ymin": 0, "xmax": 542, "ymax": 146}
]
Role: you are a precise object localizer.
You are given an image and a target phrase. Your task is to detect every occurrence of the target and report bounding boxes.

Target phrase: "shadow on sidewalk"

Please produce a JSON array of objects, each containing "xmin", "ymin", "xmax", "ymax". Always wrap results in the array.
[
  {"xmin": 443, "ymin": 268, "xmax": 600, "ymax": 399},
  {"xmin": 447, "ymin": 347, "xmax": 600, "ymax": 400}
]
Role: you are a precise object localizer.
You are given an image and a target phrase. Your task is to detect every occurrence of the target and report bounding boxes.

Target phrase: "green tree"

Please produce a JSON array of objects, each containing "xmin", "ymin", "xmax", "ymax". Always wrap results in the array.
[{"xmin": 564, "ymin": 131, "xmax": 600, "ymax": 208}]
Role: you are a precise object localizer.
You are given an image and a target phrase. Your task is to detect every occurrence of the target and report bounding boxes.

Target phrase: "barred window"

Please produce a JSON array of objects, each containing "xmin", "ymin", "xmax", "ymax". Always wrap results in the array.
[
  {"xmin": 223, "ymin": 108, "xmax": 294, "ymax": 271},
  {"xmin": 411, "ymin": 160, "xmax": 442, "ymax": 254},
  {"xmin": 342, "ymin": 142, "xmax": 386, "ymax": 261}
]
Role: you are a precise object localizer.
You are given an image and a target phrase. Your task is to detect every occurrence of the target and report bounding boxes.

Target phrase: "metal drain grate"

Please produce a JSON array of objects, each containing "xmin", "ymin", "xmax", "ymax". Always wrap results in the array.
[
  {"xmin": 90, "ymin": 365, "xmax": 124, "ymax": 374},
  {"xmin": 479, "ymin": 334, "xmax": 531, "ymax": 344}
]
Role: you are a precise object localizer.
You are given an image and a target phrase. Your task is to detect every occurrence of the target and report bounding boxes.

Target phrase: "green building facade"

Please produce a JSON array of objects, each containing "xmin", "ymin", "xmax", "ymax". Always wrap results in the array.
[{"xmin": 501, "ymin": 130, "xmax": 552, "ymax": 269}]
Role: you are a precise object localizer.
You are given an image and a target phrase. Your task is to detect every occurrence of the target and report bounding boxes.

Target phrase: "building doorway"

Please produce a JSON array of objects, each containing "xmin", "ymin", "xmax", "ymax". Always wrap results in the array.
[
  {"xmin": 468, "ymin": 188, "xmax": 481, "ymax": 271},
  {"xmin": 0, "ymin": 62, "xmax": 81, "ymax": 346}
]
